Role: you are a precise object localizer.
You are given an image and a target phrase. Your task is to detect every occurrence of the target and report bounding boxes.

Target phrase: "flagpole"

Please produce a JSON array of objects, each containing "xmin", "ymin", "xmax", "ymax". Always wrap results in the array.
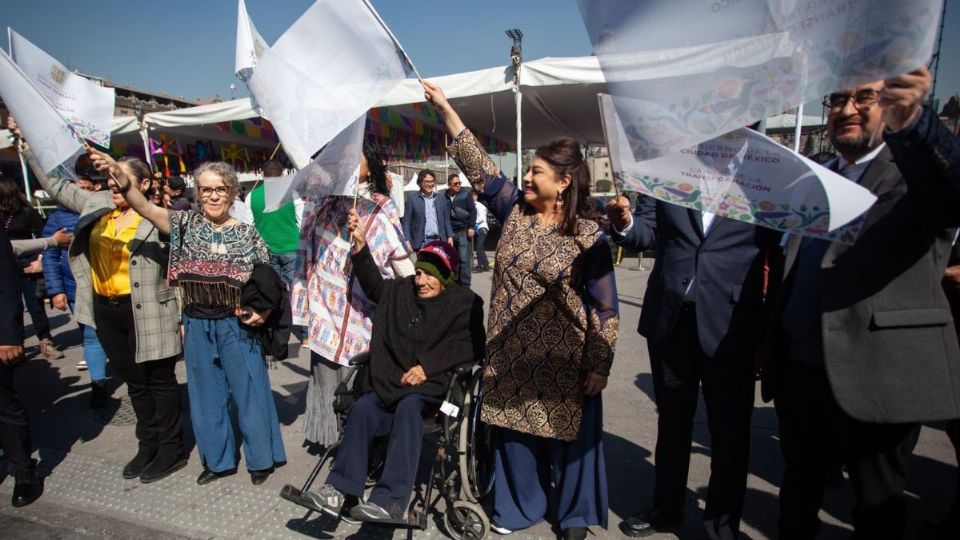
[
  {"xmin": 792, "ymin": 103, "xmax": 804, "ymax": 153},
  {"xmin": 359, "ymin": 0, "xmax": 423, "ymax": 84}
]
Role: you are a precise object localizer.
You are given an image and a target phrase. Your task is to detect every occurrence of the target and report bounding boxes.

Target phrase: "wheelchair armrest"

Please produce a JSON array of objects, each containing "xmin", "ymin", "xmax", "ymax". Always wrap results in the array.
[
  {"xmin": 453, "ymin": 363, "xmax": 474, "ymax": 376},
  {"xmin": 348, "ymin": 352, "xmax": 370, "ymax": 367}
]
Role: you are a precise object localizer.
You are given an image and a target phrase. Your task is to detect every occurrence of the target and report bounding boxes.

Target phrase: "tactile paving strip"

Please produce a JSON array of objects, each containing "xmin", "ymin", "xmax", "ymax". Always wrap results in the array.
[{"xmin": 0, "ymin": 450, "xmax": 456, "ymax": 539}]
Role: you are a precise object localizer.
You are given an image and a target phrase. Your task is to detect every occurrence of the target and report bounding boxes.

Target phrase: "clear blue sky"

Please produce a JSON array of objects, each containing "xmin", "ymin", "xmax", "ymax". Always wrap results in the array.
[{"xmin": 1, "ymin": 0, "xmax": 958, "ymax": 106}]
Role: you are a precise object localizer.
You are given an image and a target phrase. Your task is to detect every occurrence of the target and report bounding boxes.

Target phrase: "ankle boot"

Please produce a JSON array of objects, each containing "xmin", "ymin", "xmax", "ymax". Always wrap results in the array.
[
  {"xmin": 39, "ymin": 338, "xmax": 64, "ymax": 360},
  {"xmin": 90, "ymin": 379, "xmax": 109, "ymax": 409}
]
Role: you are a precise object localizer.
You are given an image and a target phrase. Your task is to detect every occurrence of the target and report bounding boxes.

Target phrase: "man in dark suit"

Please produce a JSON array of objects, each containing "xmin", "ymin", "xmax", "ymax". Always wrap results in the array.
[
  {"xmin": 764, "ymin": 67, "xmax": 960, "ymax": 539},
  {"xmin": 445, "ymin": 173, "xmax": 476, "ymax": 286},
  {"xmin": 401, "ymin": 169, "xmax": 453, "ymax": 252},
  {"xmin": 0, "ymin": 226, "xmax": 43, "ymax": 507},
  {"xmin": 607, "ymin": 156, "xmax": 782, "ymax": 536}
]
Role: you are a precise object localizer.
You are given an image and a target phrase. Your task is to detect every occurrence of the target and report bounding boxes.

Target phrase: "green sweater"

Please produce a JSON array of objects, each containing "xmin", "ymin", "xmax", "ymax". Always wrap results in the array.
[{"xmin": 249, "ymin": 184, "xmax": 300, "ymax": 254}]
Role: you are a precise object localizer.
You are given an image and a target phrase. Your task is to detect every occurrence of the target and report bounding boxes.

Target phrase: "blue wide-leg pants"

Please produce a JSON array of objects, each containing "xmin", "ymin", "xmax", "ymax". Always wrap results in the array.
[
  {"xmin": 492, "ymin": 394, "xmax": 609, "ymax": 532},
  {"xmin": 183, "ymin": 315, "xmax": 286, "ymax": 473}
]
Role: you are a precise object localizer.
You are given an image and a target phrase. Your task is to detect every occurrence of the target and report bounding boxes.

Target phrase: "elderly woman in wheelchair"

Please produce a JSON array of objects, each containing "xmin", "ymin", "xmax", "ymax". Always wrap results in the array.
[{"xmin": 302, "ymin": 208, "xmax": 486, "ymax": 524}]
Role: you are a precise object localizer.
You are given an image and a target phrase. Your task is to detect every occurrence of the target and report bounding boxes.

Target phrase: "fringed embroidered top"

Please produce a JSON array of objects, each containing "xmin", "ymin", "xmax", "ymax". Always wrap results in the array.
[{"xmin": 167, "ymin": 210, "xmax": 270, "ymax": 318}]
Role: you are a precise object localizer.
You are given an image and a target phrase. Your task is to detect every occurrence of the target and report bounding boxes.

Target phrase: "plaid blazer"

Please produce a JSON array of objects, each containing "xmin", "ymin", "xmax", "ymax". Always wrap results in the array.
[{"xmin": 26, "ymin": 150, "xmax": 182, "ymax": 363}]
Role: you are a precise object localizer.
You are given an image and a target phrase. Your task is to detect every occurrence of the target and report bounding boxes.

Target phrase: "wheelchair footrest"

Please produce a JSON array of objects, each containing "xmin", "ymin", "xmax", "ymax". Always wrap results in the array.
[{"xmin": 279, "ymin": 484, "xmax": 324, "ymax": 514}]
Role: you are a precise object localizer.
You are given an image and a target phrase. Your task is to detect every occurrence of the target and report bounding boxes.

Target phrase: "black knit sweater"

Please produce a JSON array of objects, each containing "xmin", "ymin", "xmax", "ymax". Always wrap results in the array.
[{"xmin": 351, "ymin": 245, "xmax": 485, "ymax": 407}]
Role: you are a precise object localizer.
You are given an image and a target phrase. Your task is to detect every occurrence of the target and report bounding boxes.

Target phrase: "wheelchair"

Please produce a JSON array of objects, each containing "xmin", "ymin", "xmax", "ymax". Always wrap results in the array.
[{"xmin": 280, "ymin": 352, "xmax": 496, "ymax": 539}]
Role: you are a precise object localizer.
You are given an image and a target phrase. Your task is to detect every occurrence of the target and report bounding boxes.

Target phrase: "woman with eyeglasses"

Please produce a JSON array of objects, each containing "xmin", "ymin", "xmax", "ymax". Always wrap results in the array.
[
  {"xmin": 85, "ymin": 146, "xmax": 288, "ymax": 486},
  {"xmin": 8, "ymin": 117, "xmax": 186, "ymax": 484}
]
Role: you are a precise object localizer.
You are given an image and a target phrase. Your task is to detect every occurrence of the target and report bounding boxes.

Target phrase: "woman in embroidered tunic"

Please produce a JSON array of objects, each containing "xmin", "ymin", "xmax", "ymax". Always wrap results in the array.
[
  {"xmin": 424, "ymin": 82, "xmax": 619, "ymax": 540},
  {"xmin": 87, "ymin": 150, "xmax": 287, "ymax": 486},
  {"xmin": 296, "ymin": 146, "xmax": 414, "ymax": 447}
]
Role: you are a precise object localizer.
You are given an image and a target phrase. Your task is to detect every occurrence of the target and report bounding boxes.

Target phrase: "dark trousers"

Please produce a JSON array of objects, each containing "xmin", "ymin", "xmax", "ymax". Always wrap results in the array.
[
  {"xmin": 19, "ymin": 275, "xmax": 50, "ymax": 340},
  {"xmin": 0, "ymin": 363, "xmax": 33, "ymax": 473},
  {"xmin": 452, "ymin": 229, "xmax": 472, "ymax": 286},
  {"xmin": 474, "ymin": 228, "xmax": 489, "ymax": 268},
  {"xmin": 492, "ymin": 394, "xmax": 608, "ymax": 532},
  {"xmin": 93, "ymin": 299, "xmax": 183, "ymax": 458},
  {"xmin": 648, "ymin": 305, "xmax": 755, "ymax": 537},
  {"xmin": 326, "ymin": 392, "xmax": 438, "ymax": 519},
  {"xmin": 775, "ymin": 360, "xmax": 921, "ymax": 540}
]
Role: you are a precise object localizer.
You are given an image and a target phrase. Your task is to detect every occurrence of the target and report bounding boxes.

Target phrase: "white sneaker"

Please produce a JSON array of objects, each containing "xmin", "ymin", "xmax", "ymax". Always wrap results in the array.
[
  {"xmin": 76, "ymin": 360, "xmax": 88, "ymax": 371},
  {"xmin": 491, "ymin": 522, "xmax": 513, "ymax": 535}
]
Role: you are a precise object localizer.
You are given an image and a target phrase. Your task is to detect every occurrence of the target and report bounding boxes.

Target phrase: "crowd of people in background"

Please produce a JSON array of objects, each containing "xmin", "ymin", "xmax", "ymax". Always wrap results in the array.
[{"xmin": 0, "ymin": 64, "xmax": 959, "ymax": 540}]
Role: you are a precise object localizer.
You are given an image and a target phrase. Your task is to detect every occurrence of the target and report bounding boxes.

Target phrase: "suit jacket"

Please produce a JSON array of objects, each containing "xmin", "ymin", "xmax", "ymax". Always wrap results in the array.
[
  {"xmin": 401, "ymin": 191, "xmax": 453, "ymax": 248},
  {"xmin": 24, "ymin": 150, "xmax": 182, "ymax": 363},
  {"xmin": 612, "ymin": 197, "xmax": 781, "ymax": 358},
  {"xmin": 446, "ymin": 188, "xmax": 477, "ymax": 232},
  {"xmin": 763, "ymin": 106, "xmax": 960, "ymax": 423},
  {"xmin": 0, "ymin": 227, "xmax": 23, "ymax": 346}
]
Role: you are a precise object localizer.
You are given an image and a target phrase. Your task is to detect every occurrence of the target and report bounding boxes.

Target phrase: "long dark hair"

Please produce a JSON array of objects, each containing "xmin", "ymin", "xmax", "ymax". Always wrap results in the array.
[
  {"xmin": 362, "ymin": 144, "xmax": 389, "ymax": 196},
  {"xmin": 118, "ymin": 156, "xmax": 154, "ymax": 190},
  {"xmin": 530, "ymin": 138, "xmax": 600, "ymax": 236},
  {"xmin": 0, "ymin": 178, "xmax": 29, "ymax": 216}
]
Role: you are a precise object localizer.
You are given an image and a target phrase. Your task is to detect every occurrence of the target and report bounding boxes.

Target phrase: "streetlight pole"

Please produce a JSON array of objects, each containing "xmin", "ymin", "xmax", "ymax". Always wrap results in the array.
[{"xmin": 506, "ymin": 28, "xmax": 523, "ymax": 188}]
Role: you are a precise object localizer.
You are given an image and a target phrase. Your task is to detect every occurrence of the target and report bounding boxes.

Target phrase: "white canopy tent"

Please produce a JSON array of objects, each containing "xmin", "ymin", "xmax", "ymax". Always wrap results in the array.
[{"xmin": 104, "ymin": 55, "xmax": 610, "ymax": 151}]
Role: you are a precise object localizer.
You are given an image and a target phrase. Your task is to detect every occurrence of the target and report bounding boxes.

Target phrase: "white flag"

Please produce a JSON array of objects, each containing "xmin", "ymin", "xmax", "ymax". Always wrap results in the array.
[
  {"xmin": 600, "ymin": 94, "xmax": 876, "ymax": 244},
  {"xmin": 0, "ymin": 48, "xmax": 82, "ymax": 175},
  {"xmin": 263, "ymin": 115, "xmax": 366, "ymax": 211},
  {"xmin": 237, "ymin": 0, "xmax": 413, "ymax": 181},
  {"xmin": 580, "ymin": 0, "xmax": 942, "ymax": 161},
  {"xmin": 234, "ymin": 0, "xmax": 268, "ymax": 80},
  {"xmin": 9, "ymin": 28, "xmax": 115, "ymax": 148}
]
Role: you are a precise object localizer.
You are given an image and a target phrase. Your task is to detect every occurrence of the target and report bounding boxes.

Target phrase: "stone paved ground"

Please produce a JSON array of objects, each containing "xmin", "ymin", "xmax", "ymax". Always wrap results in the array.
[{"xmin": 0, "ymin": 255, "xmax": 956, "ymax": 539}]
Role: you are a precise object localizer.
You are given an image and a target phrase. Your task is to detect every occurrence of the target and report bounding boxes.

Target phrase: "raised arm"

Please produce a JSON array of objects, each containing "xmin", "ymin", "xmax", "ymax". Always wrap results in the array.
[
  {"xmin": 347, "ymin": 208, "xmax": 386, "ymax": 303},
  {"xmin": 423, "ymin": 81, "xmax": 519, "ymax": 223},
  {"xmin": 880, "ymin": 67, "xmax": 960, "ymax": 226},
  {"xmin": 7, "ymin": 117, "xmax": 89, "ymax": 214},
  {"xmin": 87, "ymin": 145, "xmax": 171, "ymax": 235},
  {"xmin": 607, "ymin": 194, "xmax": 658, "ymax": 252}
]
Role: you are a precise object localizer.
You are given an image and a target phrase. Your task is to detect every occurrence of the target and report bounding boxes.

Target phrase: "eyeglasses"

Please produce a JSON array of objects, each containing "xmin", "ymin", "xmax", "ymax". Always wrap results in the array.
[
  {"xmin": 449, "ymin": 182, "xmax": 461, "ymax": 187},
  {"xmin": 822, "ymin": 89, "xmax": 881, "ymax": 111},
  {"xmin": 197, "ymin": 186, "xmax": 230, "ymax": 197}
]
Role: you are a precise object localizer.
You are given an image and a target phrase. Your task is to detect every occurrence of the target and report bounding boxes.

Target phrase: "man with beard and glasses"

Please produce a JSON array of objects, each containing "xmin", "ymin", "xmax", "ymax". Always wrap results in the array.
[{"xmin": 762, "ymin": 67, "xmax": 960, "ymax": 539}]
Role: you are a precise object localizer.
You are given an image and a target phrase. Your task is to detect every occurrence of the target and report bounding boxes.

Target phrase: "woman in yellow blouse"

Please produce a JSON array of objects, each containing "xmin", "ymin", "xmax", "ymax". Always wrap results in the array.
[{"xmin": 9, "ymin": 118, "xmax": 186, "ymax": 485}]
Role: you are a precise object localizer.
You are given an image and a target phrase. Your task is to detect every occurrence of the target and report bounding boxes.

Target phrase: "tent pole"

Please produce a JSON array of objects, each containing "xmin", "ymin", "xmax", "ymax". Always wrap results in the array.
[
  {"xmin": 515, "ymin": 83, "xmax": 522, "ymax": 188},
  {"xmin": 139, "ymin": 122, "xmax": 153, "ymax": 171},
  {"xmin": 792, "ymin": 103, "xmax": 804, "ymax": 153}
]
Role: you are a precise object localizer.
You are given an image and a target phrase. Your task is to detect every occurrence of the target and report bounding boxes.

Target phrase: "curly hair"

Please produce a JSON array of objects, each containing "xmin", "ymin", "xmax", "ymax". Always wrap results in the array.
[
  {"xmin": 362, "ymin": 144, "xmax": 390, "ymax": 196},
  {"xmin": 193, "ymin": 161, "xmax": 240, "ymax": 200}
]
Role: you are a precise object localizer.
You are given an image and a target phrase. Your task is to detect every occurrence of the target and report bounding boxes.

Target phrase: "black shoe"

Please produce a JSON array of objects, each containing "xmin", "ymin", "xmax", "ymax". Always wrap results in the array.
[
  {"xmin": 139, "ymin": 454, "xmax": 188, "ymax": 483},
  {"xmin": 11, "ymin": 468, "xmax": 43, "ymax": 507},
  {"xmin": 561, "ymin": 526, "xmax": 587, "ymax": 540},
  {"xmin": 250, "ymin": 467, "xmax": 273, "ymax": 485},
  {"xmin": 122, "ymin": 448, "xmax": 157, "ymax": 479},
  {"xmin": 89, "ymin": 379, "xmax": 109, "ymax": 409},
  {"xmin": 619, "ymin": 509, "xmax": 683, "ymax": 538},
  {"xmin": 197, "ymin": 467, "xmax": 236, "ymax": 485}
]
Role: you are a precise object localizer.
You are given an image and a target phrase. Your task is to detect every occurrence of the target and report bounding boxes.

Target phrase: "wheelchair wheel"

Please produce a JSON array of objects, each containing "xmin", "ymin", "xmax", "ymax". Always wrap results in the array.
[
  {"xmin": 444, "ymin": 500, "xmax": 489, "ymax": 540},
  {"xmin": 458, "ymin": 370, "xmax": 495, "ymax": 503}
]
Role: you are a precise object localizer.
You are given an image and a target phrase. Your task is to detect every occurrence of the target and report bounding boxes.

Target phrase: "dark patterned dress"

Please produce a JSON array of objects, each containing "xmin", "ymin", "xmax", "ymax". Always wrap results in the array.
[{"xmin": 447, "ymin": 130, "xmax": 619, "ymax": 441}]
